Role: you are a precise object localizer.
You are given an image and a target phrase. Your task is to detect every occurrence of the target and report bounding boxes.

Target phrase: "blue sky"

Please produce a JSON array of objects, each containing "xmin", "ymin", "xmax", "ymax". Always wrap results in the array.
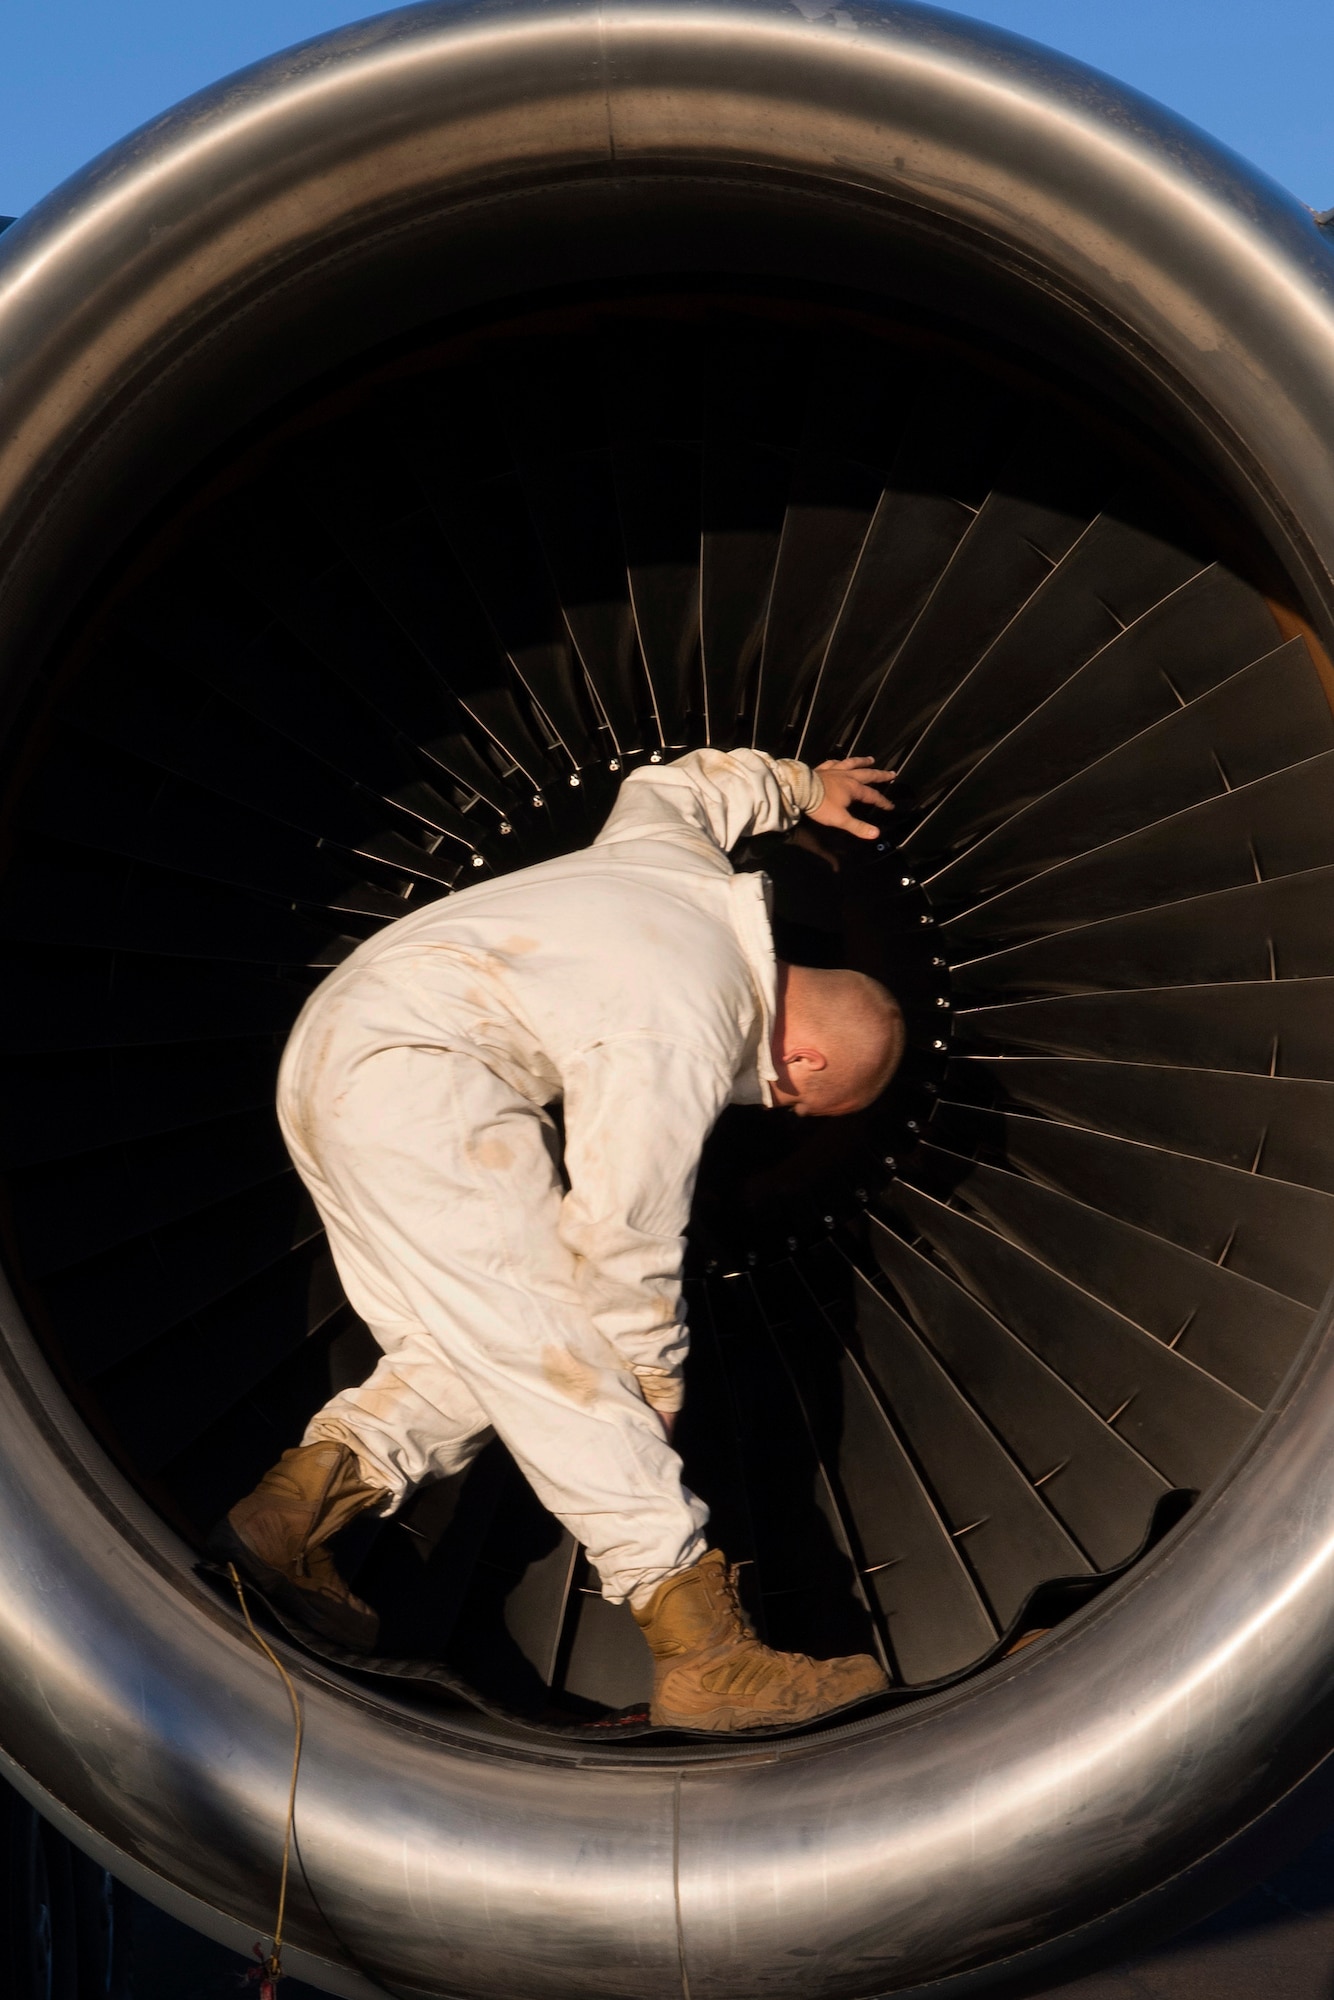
[{"xmin": 0, "ymin": 0, "xmax": 1330, "ymax": 221}]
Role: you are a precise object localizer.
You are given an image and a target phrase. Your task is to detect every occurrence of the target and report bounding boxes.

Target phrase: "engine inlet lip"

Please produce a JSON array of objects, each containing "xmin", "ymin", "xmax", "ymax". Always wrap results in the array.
[{"xmin": 0, "ymin": 5, "xmax": 1333, "ymax": 1997}]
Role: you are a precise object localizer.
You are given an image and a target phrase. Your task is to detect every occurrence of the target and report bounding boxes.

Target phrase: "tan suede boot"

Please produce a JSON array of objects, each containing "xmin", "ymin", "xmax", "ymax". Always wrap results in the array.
[
  {"xmin": 633, "ymin": 1550, "xmax": 889, "ymax": 1731},
  {"xmin": 209, "ymin": 1442, "xmax": 388, "ymax": 1653}
]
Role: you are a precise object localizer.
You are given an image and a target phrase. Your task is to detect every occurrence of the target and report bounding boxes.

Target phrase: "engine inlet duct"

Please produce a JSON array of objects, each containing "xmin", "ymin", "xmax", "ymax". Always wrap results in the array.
[{"xmin": 1, "ymin": 4, "xmax": 1334, "ymax": 1995}]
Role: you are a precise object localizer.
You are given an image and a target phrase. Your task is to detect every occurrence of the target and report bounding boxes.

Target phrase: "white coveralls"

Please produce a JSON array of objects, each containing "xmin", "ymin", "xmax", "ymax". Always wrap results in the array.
[{"xmin": 279, "ymin": 749, "xmax": 825, "ymax": 1604}]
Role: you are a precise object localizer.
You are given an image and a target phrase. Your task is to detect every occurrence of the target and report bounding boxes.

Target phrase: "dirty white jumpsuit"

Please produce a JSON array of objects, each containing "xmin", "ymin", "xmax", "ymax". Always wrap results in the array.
[{"xmin": 278, "ymin": 749, "xmax": 825, "ymax": 1605}]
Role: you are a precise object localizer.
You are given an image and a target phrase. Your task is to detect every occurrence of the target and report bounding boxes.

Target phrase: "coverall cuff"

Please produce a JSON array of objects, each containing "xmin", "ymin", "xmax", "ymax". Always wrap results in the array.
[
  {"xmin": 301, "ymin": 1416, "xmax": 408, "ymax": 1510},
  {"xmin": 625, "ymin": 1540, "xmax": 711, "ymax": 1610},
  {"xmin": 633, "ymin": 1365, "xmax": 685, "ymax": 1414},
  {"xmin": 789, "ymin": 761, "xmax": 825, "ymax": 815}
]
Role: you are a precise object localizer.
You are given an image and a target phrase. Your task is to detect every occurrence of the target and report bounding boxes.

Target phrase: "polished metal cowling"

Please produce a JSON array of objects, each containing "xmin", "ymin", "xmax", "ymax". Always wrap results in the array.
[{"xmin": 0, "ymin": 5, "xmax": 1334, "ymax": 1997}]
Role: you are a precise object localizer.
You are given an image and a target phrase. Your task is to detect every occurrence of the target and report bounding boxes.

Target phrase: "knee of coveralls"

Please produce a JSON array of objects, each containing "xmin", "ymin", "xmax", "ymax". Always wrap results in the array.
[{"xmin": 303, "ymin": 1327, "xmax": 498, "ymax": 1499}]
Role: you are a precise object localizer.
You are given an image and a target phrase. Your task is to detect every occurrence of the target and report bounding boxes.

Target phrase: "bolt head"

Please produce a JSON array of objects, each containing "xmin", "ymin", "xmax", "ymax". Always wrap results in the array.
[
  {"xmin": 933, "ymin": 1038, "xmax": 948, "ymax": 1050},
  {"xmin": 470, "ymin": 854, "xmax": 485, "ymax": 868},
  {"xmin": 649, "ymin": 750, "xmax": 662, "ymax": 763},
  {"xmin": 937, "ymin": 996, "xmax": 950, "ymax": 1008},
  {"xmin": 532, "ymin": 795, "xmax": 544, "ymax": 809},
  {"xmin": 883, "ymin": 1155, "xmax": 897, "ymax": 1169},
  {"xmin": 499, "ymin": 820, "xmax": 513, "ymax": 835},
  {"xmin": 919, "ymin": 914, "xmax": 931, "ymax": 924},
  {"xmin": 608, "ymin": 758, "xmax": 621, "ymax": 772},
  {"xmin": 932, "ymin": 956, "xmax": 946, "ymax": 968},
  {"xmin": 822, "ymin": 1214, "xmax": 835, "ymax": 1227},
  {"xmin": 906, "ymin": 1119, "xmax": 919, "ymax": 1133},
  {"xmin": 900, "ymin": 875, "xmax": 914, "ymax": 887},
  {"xmin": 569, "ymin": 773, "xmax": 581, "ymax": 787}
]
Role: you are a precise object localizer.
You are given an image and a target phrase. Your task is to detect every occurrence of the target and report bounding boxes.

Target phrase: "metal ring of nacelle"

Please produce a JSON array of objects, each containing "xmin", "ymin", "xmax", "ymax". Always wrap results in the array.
[{"xmin": 1, "ymin": 5, "xmax": 1334, "ymax": 1996}]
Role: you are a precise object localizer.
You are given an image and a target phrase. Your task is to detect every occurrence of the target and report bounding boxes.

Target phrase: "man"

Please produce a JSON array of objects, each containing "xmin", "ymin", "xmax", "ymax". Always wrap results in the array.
[{"xmin": 215, "ymin": 749, "xmax": 904, "ymax": 1732}]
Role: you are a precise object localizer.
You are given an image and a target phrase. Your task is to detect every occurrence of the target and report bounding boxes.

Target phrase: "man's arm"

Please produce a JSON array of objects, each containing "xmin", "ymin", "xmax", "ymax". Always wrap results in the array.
[
  {"xmin": 594, "ymin": 748, "xmax": 824, "ymax": 860},
  {"xmin": 595, "ymin": 747, "xmax": 894, "ymax": 859},
  {"xmin": 557, "ymin": 1036, "xmax": 735, "ymax": 1420}
]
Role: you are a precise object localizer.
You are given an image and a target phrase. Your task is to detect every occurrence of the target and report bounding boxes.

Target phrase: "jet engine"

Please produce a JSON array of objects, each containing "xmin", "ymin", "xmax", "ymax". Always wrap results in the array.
[{"xmin": 0, "ymin": 4, "xmax": 1333, "ymax": 1994}]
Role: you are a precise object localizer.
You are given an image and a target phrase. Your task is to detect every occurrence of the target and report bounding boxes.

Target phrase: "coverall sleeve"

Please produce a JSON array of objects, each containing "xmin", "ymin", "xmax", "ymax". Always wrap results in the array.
[
  {"xmin": 557, "ymin": 1036, "xmax": 735, "ymax": 1413},
  {"xmin": 594, "ymin": 747, "xmax": 825, "ymax": 861}
]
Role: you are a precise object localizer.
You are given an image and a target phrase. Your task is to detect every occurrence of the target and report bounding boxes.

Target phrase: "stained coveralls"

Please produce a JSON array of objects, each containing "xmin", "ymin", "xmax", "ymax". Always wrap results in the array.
[{"xmin": 278, "ymin": 749, "xmax": 825, "ymax": 1605}]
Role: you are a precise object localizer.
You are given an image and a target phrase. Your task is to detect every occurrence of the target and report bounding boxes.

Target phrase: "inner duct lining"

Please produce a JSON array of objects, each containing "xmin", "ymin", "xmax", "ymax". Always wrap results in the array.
[{"xmin": 0, "ymin": 289, "xmax": 1327, "ymax": 1729}]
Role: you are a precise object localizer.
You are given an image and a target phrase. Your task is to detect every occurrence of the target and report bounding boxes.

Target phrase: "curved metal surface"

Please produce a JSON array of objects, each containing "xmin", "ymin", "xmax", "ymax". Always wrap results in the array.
[
  {"xmin": 1, "ymin": 0, "xmax": 1334, "ymax": 690},
  {"xmin": 0, "ymin": 5, "xmax": 1332, "ymax": 1998}
]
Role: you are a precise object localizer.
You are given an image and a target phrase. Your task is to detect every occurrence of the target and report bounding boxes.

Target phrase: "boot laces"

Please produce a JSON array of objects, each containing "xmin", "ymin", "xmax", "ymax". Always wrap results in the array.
[
  {"xmin": 719, "ymin": 1561, "xmax": 757, "ymax": 1641},
  {"xmin": 697, "ymin": 1562, "xmax": 794, "ymax": 1695}
]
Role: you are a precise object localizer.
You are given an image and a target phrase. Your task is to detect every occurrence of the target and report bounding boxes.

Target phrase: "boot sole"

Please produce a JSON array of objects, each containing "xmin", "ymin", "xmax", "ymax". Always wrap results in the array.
[
  {"xmin": 651, "ymin": 1690, "xmax": 883, "ymax": 1732},
  {"xmin": 206, "ymin": 1518, "xmax": 380, "ymax": 1655}
]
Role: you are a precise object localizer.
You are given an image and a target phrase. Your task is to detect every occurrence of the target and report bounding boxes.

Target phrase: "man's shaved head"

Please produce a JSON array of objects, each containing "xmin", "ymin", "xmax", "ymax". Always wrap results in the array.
[{"xmin": 771, "ymin": 963, "xmax": 905, "ymax": 1117}]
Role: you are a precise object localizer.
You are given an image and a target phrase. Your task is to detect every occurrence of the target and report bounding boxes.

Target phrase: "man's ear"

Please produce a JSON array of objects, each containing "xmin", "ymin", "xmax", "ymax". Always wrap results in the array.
[{"xmin": 787, "ymin": 1045, "xmax": 828, "ymax": 1074}]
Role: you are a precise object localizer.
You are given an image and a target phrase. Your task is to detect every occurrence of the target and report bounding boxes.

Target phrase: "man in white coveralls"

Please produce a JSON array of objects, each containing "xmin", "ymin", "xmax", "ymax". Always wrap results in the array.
[{"xmin": 216, "ymin": 748, "xmax": 905, "ymax": 1732}]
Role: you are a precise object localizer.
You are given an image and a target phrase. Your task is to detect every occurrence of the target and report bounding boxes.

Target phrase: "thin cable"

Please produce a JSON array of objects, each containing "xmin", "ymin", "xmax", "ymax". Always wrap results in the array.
[{"xmin": 228, "ymin": 1563, "xmax": 304, "ymax": 1994}]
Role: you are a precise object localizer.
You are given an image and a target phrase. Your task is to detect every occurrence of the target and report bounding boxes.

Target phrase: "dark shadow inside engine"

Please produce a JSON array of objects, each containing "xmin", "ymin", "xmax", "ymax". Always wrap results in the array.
[{"xmin": 0, "ymin": 286, "xmax": 1328, "ymax": 1728}]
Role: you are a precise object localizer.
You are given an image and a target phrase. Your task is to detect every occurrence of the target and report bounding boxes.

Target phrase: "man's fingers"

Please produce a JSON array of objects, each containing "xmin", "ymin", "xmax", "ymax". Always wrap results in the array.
[
  {"xmin": 817, "ymin": 756, "xmax": 896, "ymax": 782},
  {"xmin": 808, "ymin": 807, "xmax": 890, "ymax": 834},
  {"xmin": 807, "ymin": 756, "xmax": 897, "ymax": 838},
  {"xmin": 845, "ymin": 787, "xmax": 894, "ymax": 816}
]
